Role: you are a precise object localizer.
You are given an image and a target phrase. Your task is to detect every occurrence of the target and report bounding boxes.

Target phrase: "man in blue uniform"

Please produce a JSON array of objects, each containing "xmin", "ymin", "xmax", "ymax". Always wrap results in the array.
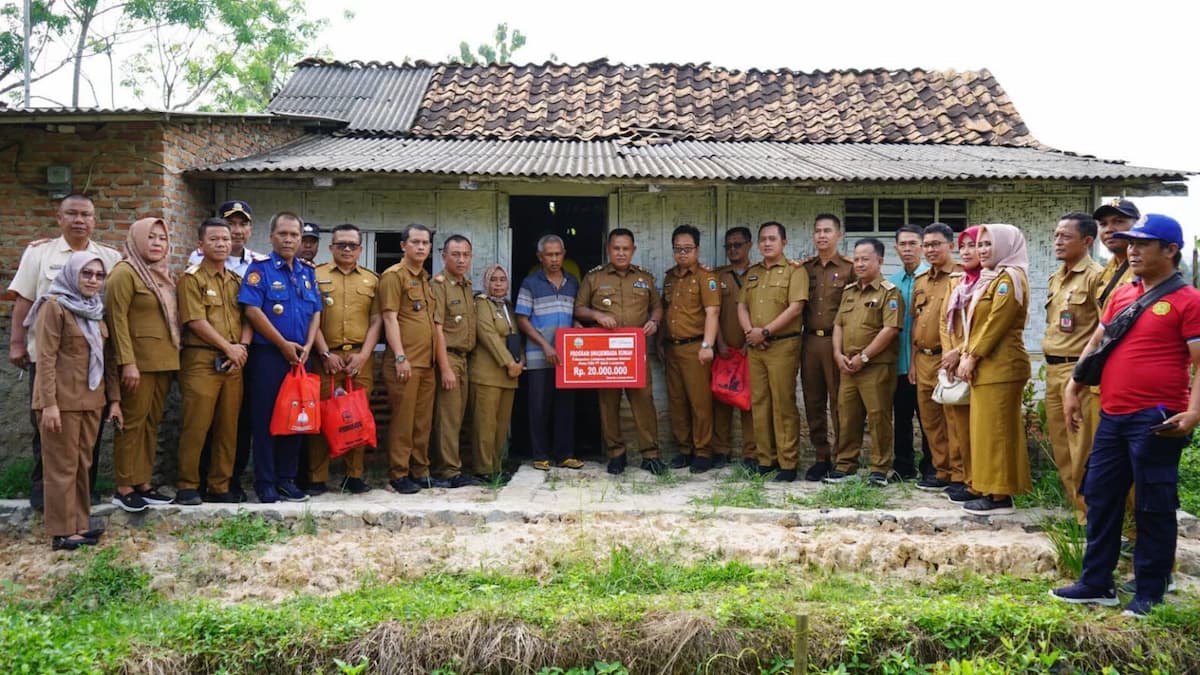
[{"xmin": 238, "ymin": 211, "xmax": 322, "ymax": 503}]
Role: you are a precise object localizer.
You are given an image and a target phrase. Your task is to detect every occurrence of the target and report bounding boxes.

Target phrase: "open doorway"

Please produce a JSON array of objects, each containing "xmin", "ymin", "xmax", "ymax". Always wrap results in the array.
[{"xmin": 508, "ymin": 195, "xmax": 608, "ymax": 461}]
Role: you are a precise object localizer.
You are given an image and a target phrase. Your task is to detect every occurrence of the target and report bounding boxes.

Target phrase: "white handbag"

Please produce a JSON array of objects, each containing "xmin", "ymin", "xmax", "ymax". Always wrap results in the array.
[{"xmin": 933, "ymin": 368, "xmax": 970, "ymax": 405}]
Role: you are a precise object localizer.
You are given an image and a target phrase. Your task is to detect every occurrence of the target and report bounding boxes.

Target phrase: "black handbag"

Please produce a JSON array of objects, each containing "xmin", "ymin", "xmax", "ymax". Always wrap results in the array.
[{"xmin": 1072, "ymin": 273, "xmax": 1186, "ymax": 385}]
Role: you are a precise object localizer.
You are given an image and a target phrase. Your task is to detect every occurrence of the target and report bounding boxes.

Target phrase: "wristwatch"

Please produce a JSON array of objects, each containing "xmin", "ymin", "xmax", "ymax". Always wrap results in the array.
[
  {"xmin": 701, "ymin": 341, "xmax": 712, "ymax": 350},
  {"xmin": 394, "ymin": 354, "xmax": 407, "ymax": 364},
  {"xmin": 761, "ymin": 327, "xmax": 771, "ymax": 338},
  {"xmin": 860, "ymin": 351, "xmax": 870, "ymax": 364},
  {"xmin": 319, "ymin": 351, "xmax": 332, "ymax": 360}
]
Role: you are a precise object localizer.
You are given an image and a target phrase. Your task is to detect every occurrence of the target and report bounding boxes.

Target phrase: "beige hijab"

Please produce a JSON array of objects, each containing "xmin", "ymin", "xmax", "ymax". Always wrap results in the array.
[
  {"xmin": 965, "ymin": 223, "xmax": 1029, "ymax": 336},
  {"xmin": 122, "ymin": 217, "xmax": 181, "ymax": 349}
]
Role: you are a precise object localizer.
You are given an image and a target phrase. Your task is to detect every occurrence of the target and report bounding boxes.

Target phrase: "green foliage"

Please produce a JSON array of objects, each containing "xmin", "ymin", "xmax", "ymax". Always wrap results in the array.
[
  {"xmin": 690, "ymin": 466, "xmax": 776, "ymax": 509},
  {"xmin": 53, "ymin": 548, "xmax": 153, "ymax": 609},
  {"xmin": 453, "ymin": 22, "xmax": 527, "ymax": 65},
  {"xmin": 0, "ymin": 0, "xmax": 72, "ymax": 98},
  {"xmin": 0, "ymin": 457, "xmax": 33, "ymax": 499},
  {"xmin": 206, "ymin": 510, "xmax": 289, "ymax": 551},
  {"xmin": 334, "ymin": 655, "xmax": 369, "ymax": 674},
  {"xmin": 789, "ymin": 481, "xmax": 892, "ymax": 511},
  {"xmin": 1014, "ymin": 465, "xmax": 1068, "ymax": 510},
  {"xmin": 1180, "ymin": 440, "xmax": 1199, "ymax": 516},
  {"xmin": 1040, "ymin": 516, "xmax": 1086, "ymax": 578}
]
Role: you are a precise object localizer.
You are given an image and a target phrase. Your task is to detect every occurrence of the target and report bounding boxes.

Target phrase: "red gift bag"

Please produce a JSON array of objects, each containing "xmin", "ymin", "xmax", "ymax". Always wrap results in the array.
[
  {"xmin": 320, "ymin": 375, "xmax": 377, "ymax": 458},
  {"xmin": 711, "ymin": 351, "xmax": 751, "ymax": 411},
  {"xmin": 270, "ymin": 364, "xmax": 322, "ymax": 436}
]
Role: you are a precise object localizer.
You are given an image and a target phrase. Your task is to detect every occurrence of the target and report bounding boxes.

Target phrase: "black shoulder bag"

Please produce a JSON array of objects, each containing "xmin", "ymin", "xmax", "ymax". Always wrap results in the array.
[{"xmin": 1072, "ymin": 273, "xmax": 1186, "ymax": 385}]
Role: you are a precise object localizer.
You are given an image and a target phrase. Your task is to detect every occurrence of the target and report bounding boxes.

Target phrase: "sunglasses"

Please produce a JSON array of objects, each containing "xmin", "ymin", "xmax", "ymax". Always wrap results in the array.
[
  {"xmin": 79, "ymin": 270, "xmax": 107, "ymax": 280},
  {"xmin": 331, "ymin": 242, "xmax": 361, "ymax": 251}
]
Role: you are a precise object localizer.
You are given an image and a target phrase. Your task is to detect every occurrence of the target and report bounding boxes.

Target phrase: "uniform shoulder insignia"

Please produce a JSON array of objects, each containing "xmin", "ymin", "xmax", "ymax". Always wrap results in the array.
[
  {"xmin": 586, "ymin": 264, "xmax": 604, "ymax": 275},
  {"xmin": 841, "ymin": 255, "xmax": 854, "ymax": 263},
  {"xmin": 299, "ymin": 258, "xmax": 315, "ymax": 268},
  {"xmin": 250, "ymin": 252, "xmax": 269, "ymax": 262},
  {"xmin": 184, "ymin": 264, "xmax": 200, "ymax": 275},
  {"xmin": 880, "ymin": 279, "xmax": 897, "ymax": 290},
  {"xmin": 362, "ymin": 267, "xmax": 379, "ymax": 278},
  {"xmin": 26, "ymin": 238, "xmax": 51, "ymax": 248},
  {"xmin": 433, "ymin": 274, "xmax": 446, "ymax": 283},
  {"xmin": 315, "ymin": 261, "xmax": 331, "ymax": 270},
  {"xmin": 700, "ymin": 263, "xmax": 713, "ymax": 272},
  {"xmin": 799, "ymin": 255, "xmax": 816, "ymax": 265},
  {"xmin": 915, "ymin": 268, "xmax": 930, "ymax": 278},
  {"xmin": 630, "ymin": 264, "xmax": 648, "ymax": 274},
  {"xmin": 474, "ymin": 292, "xmax": 487, "ymax": 300}
]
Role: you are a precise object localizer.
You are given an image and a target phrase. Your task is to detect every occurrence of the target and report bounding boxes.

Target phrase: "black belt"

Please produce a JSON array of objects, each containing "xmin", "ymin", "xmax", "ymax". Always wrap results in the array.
[
  {"xmin": 331, "ymin": 343, "xmax": 363, "ymax": 352},
  {"xmin": 916, "ymin": 346, "xmax": 943, "ymax": 356},
  {"xmin": 1044, "ymin": 354, "xmax": 1079, "ymax": 365},
  {"xmin": 668, "ymin": 335, "xmax": 704, "ymax": 346},
  {"xmin": 804, "ymin": 328, "xmax": 832, "ymax": 337},
  {"xmin": 183, "ymin": 345, "xmax": 222, "ymax": 352},
  {"xmin": 447, "ymin": 347, "xmax": 470, "ymax": 357},
  {"xmin": 769, "ymin": 332, "xmax": 802, "ymax": 341}
]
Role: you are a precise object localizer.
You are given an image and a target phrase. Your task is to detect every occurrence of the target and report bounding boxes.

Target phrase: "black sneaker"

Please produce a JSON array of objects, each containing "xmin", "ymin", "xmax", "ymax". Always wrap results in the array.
[
  {"xmin": 30, "ymin": 486, "xmax": 44, "ymax": 512},
  {"xmin": 689, "ymin": 455, "xmax": 713, "ymax": 474},
  {"xmin": 205, "ymin": 490, "xmax": 239, "ymax": 504},
  {"xmin": 231, "ymin": 485, "xmax": 249, "ymax": 503},
  {"xmin": 342, "ymin": 477, "xmax": 372, "ymax": 494},
  {"xmin": 756, "ymin": 463, "xmax": 777, "ymax": 476},
  {"xmin": 867, "ymin": 472, "xmax": 893, "ymax": 487},
  {"xmin": 711, "ymin": 454, "xmax": 728, "ymax": 469},
  {"xmin": 417, "ymin": 476, "xmax": 451, "ymax": 489},
  {"xmin": 607, "ymin": 454, "xmax": 627, "ymax": 475},
  {"xmin": 256, "ymin": 484, "xmax": 279, "ymax": 503},
  {"xmin": 448, "ymin": 474, "xmax": 482, "ymax": 488},
  {"xmin": 771, "ymin": 469, "xmax": 795, "ymax": 482},
  {"xmin": 175, "ymin": 489, "xmax": 203, "ymax": 506},
  {"xmin": 276, "ymin": 481, "xmax": 309, "ymax": 502},
  {"xmin": 111, "ymin": 491, "xmax": 149, "ymax": 513},
  {"xmin": 804, "ymin": 461, "xmax": 832, "ymax": 482},
  {"xmin": 916, "ymin": 476, "xmax": 951, "ymax": 491},
  {"xmin": 740, "ymin": 458, "xmax": 758, "ymax": 473},
  {"xmin": 1119, "ymin": 574, "xmax": 1177, "ymax": 595},
  {"xmin": 669, "ymin": 454, "xmax": 691, "ymax": 469},
  {"xmin": 822, "ymin": 470, "xmax": 856, "ymax": 484},
  {"xmin": 389, "ymin": 477, "xmax": 422, "ymax": 494},
  {"xmin": 137, "ymin": 488, "xmax": 174, "ymax": 506},
  {"xmin": 305, "ymin": 483, "xmax": 330, "ymax": 497},
  {"xmin": 962, "ymin": 496, "xmax": 1015, "ymax": 516},
  {"xmin": 1122, "ymin": 596, "xmax": 1158, "ymax": 618},
  {"xmin": 944, "ymin": 484, "xmax": 980, "ymax": 504},
  {"xmin": 894, "ymin": 468, "xmax": 919, "ymax": 481},
  {"xmin": 1049, "ymin": 582, "xmax": 1119, "ymax": 607},
  {"xmin": 641, "ymin": 458, "xmax": 668, "ymax": 475}
]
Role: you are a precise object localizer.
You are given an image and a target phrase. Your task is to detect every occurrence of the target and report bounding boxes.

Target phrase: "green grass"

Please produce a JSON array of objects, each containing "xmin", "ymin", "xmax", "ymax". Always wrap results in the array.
[
  {"xmin": 1014, "ymin": 466, "xmax": 1068, "ymax": 510},
  {"xmin": 1181, "ymin": 440, "xmax": 1200, "ymax": 516},
  {"xmin": 787, "ymin": 480, "xmax": 893, "ymax": 510},
  {"xmin": 204, "ymin": 510, "xmax": 291, "ymax": 551},
  {"xmin": 0, "ymin": 457, "xmax": 33, "ymax": 499},
  {"xmin": 1041, "ymin": 516, "xmax": 1086, "ymax": 578},
  {"xmin": 690, "ymin": 463, "xmax": 777, "ymax": 509}
]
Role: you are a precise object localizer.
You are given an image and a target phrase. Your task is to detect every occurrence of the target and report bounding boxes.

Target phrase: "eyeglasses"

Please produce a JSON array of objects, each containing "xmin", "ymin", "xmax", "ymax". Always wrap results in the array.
[
  {"xmin": 331, "ymin": 242, "xmax": 361, "ymax": 251},
  {"xmin": 79, "ymin": 270, "xmax": 106, "ymax": 280},
  {"xmin": 724, "ymin": 242, "xmax": 749, "ymax": 250},
  {"xmin": 921, "ymin": 241, "xmax": 949, "ymax": 249},
  {"xmin": 672, "ymin": 246, "xmax": 697, "ymax": 254}
]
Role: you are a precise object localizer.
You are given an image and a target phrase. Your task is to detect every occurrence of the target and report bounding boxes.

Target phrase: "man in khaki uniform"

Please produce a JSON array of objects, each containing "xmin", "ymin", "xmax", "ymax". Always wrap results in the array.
[
  {"xmin": 826, "ymin": 238, "xmax": 903, "ymax": 486},
  {"xmin": 1042, "ymin": 213, "xmax": 1104, "ymax": 517},
  {"xmin": 310, "ymin": 224, "xmax": 382, "ymax": 495},
  {"xmin": 1095, "ymin": 199, "xmax": 1139, "ymax": 311},
  {"xmin": 575, "ymin": 228, "xmax": 664, "ymax": 475},
  {"xmin": 661, "ymin": 225, "xmax": 721, "ymax": 474},
  {"xmin": 8, "ymin": 194, "xmax": 122, "ymax": 509},
  {"xmin": 379, "ymin": 224, "xmax": 440, "ymax": 494},
  {"xmin": 737, "ymin": 221, "xmax": 809, "ymax": 482},
  {"xmin": 176, "ymin": 218, "xmax": 248, "ymax": 505},
  {"xmin": 800, "ymin": 213, "xmax": 856, "ymax": 481},
  {"xmin": 910, "ymin": 223, "xmax": 963, "ymax": 492},
  {"xmin": 430, "ymin": 235, "xmax": 482, "ymax": 488},
  {"xmin": 713, "ymin": 227, "xmax": 755, "ymax": 468}
]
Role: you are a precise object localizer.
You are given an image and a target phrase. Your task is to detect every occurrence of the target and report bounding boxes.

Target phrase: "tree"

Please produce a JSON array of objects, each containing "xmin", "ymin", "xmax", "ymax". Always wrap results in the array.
[
  {"xmin": 452, "ymin": 22, "xmax": 526, "ymax": 65},
  {"xmin": 0, "ymin": 1, "xmax": 73, "ymax": 102}
]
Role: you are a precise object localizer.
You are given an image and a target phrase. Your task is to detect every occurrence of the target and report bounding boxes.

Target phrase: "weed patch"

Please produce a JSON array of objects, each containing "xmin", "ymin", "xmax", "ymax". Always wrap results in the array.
[
  {"xmin": 1015, "ymin": 465, "xmax": 1068, "ymax": 510},
  {"xmin": 1041, "ymin": 516, "xmax": 1086, "ymax": 578},
  {"xmin": 787, "ymin": 481, "xmax": 892, "ymax": 510},
  {"xmin": 0, "ymin": 457, "xmax": 33, "ymax": 499},
  {"xmin": 53, "ymin": 548, "xmax": 153, "ymax": 609},
  {"xmin": 1181, "ymin": 440, "xmax": 1199, "ymax": 516},
  {"xmin": 206, "ymin": 510, "xmax": 290, "ymax": 551}
]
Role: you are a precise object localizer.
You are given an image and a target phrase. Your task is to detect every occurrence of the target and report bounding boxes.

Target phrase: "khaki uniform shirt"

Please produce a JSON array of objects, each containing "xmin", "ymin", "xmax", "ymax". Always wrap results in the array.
[
  {"xmin": 379, "ymin": 261, "xmax": 437, "ymax": 368},
  {"xmin": 8, "ymin": 236, "xmax": 122, "ymax": 360},
  {"xmin": 966, "ymin": 270, "xmax": 1031, "ymax": 385},
  {"xmin": 1097, "ymin": 255, "xmax": 1135, "ymax": 311},
  {"xmin": 739, "ymin": 259, "xmax": 809, "ymax": 333},
  {"xmin": 104, "ymin": 262, "xmax": 180, "ymax": 372},
  {"xmin": 802, "ymin": 254, "xmax": 855, "ymax": 335},
  {"xmin": 1041, "ymin": 256, "xmax": 1105, "ymax": 357},
  {"xmin": 911, "ymin": 261, "xmax": 962, "ymax": 351},
  {"xmin": 717, "ymin": 265, "xmax": 750, "ymax": 348},
  {"xmin": 836, "ymin": 277, "xmax": 903, "ymax": 363},
  {"xmin": 576, "ymin": 263, "xmax": 662, "ymax": 328},
  {"xmin": 662, "ymin": 264, "xmax": 720, "ymax": 340},
  {"xmin": 32, "ymin": 298, "xmax": 119, "ymax": 411},
  {"xmin": 432, "ymin": 274, "xmax": 477, "ymax": 353},
  {"xmin": 470, "ymin": 296, "xmax": 521, "ymax": 389},
  {"xmin": 178, "ymin": 263, "xmax": 242, "ymax": 347},
  {"xmin": 315, "ymin": 263, "xmax": 379, "ymax": 348}
]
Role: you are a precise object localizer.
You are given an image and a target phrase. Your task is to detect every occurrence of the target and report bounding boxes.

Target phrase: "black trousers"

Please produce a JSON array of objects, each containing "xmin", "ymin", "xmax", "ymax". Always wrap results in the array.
[
  {"xmin": 28, "ymin": 362, "xmax": 104, "ymax": 503},
  {"xmin": 892, "ymin": 374, "xmax": 931, "ymax": 478},
  {"xmin": 527, "ymin": 368, "xmax": 575, "ymax": 462}
]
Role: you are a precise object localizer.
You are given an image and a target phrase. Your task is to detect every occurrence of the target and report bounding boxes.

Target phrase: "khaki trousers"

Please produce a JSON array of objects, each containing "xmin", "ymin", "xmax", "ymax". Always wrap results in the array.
[
  {"xmin": 1044, "ymin": 362, "xmax": 1097, "ymax": 515},
  {"xmin": 665, "ymin": 341, "xmax": 714, "ymax": 458},
  {"xmin": 713, "ymin": 400, "xmax": 755, "ymax": 459},
  {"xmin": 944, "ymin": 402, "xmax": 972, "ymax": 487},
  {"xmin": 308, "ymin": 366, "xmax": 374, "ymax": 483},
  {"xmin": 470, "ymin": 383, "xmax": 515, "ymax": 475},
  {"xmin": 834, "ymin": 362, "xmax": 897, "ymax": 475},
  {"xmin": 41, "ymin": 409, "xmax": 99, "ymax": 537},
  {"xmin": 113, "ymin": 370, "xmax": 172, "ymax": 487},
  {"xmin": 432, "ymin": 353, "xmax": 470, "ymax": 479},
  {"xmin": 177, "ymin": 349, "xmax": 243, "ymax": 493},
  {"xmin": 747, "ymin": 338, "xmax": 802, "ymax": 470},
  {"xmin": 599, "ymin": 354, "xmax": 658, "ymax": 459},
  {"xmin": 383, "ymin": 357, "xmax": 435, "ymax": 480},
  {"xmin": 913, "ymin": 351, "xmax": 957, "ymax": 481},
  {"xmin": 801, "ymin": 334, "xmax": 840, "ymax": 462}
]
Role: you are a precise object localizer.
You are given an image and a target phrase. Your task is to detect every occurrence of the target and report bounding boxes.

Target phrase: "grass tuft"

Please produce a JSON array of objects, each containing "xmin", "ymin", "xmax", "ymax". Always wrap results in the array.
[
  {"xmin": 1040, "ymin": 516, "xmax": 1086, "ymax": 578},
  {"xmin": 207, "ymin": 510, "xmax": 289, "ymax": 551},
  {"xmin": 53, "ymin": 548, "xmax": 153, "ymax": 609},
  {"xmin": 0, "ymin": 458, "xmax": 33, "ymax": 499},
  {"xmin": 786, "ymin": 480, "xmax": 892, "ymax": 511}
]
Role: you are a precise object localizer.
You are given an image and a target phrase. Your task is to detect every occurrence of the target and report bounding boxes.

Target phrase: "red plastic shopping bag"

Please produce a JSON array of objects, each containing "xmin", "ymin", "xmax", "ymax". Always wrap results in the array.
[
  {"xmin": 711, "ymin": 350, "xmax": 751, "ymax": 411},
  {"xmin": 320, "ymin": 376, "xmax": 377, "ymax": 458},
  {"xmin": 270, "ymin": 364, "xmax": 322, "ymax": 436}
]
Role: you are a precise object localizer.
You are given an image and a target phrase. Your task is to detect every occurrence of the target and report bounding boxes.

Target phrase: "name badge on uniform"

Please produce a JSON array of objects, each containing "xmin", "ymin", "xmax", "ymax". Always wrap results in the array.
[
  {"xmin": 633, "ymin": 279, "xmax": 649, "ymax": 289},
  {"xmin": 206, "ymin": 289, "xmax": 217, "ymax": 297},
  {"xmin": 272, "ymin": 303, "xmax": 284, "ymax": 315},
  {"xmin": 325, "ymin": 296, "xmax": 335, "ymax": 306},
  {"xmin": 49, "ymin": 263, "xmax": 63, "ymax": 271},
  {"xmin": 602, "ymin": 297, "xmax": 612, "ymax": 306},
  {"xmin": 1059, "ymin": 310, "xmax": 1074, "ymax": 333},
  {"xmin": 271, "ymin": 280, "xmax": 285, "ymax": 290}
]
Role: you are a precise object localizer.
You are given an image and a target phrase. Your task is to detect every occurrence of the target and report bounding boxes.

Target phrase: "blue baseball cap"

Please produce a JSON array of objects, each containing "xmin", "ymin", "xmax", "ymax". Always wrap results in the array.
[
  {"xmin": 219, "ymin": 200, "xmax": 253, "ymax": 221},
  {"xmin": 1111, "ymin": 213, "xmax": 1184, "ymax": 248}
]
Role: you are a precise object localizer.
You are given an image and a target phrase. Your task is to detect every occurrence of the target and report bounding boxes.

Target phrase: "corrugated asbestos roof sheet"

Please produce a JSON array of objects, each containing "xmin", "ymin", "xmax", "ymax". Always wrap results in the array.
[
  {"xmin": 269, "ymin": 62, "xmax": 434, "ymax": 133},
  {"xmin": 190, "ymin": 136, "xmax": 1187, "ymax": 182}
]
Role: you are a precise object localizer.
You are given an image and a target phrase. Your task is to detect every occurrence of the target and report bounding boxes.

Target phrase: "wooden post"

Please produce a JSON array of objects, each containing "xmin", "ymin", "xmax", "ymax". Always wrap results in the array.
[{"xmin": 793, "ymin": 614, "xmax": 810, "ymax": 675}]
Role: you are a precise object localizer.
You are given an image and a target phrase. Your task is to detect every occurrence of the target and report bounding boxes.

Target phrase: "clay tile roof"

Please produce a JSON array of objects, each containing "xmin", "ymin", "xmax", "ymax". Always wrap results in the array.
[{"xmin": 275, "ymin": 59, "xmax": 1040, "ymax": 147}]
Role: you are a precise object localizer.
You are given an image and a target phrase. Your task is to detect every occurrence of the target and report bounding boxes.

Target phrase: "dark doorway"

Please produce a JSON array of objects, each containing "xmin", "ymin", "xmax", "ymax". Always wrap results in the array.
[
  {"xmin": 374, "ymin": 232, "xmax": 432, "ymax": 274},
  {"xmin": 508, "ymin": 195, "xmax": 608, "ymax": 462}
]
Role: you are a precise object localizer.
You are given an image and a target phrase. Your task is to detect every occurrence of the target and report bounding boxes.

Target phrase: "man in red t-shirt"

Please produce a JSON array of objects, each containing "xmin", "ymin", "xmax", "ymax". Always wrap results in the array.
[{"xmin": 1050, "ymin": 214, "xmax": 1200, "ymax": 617}]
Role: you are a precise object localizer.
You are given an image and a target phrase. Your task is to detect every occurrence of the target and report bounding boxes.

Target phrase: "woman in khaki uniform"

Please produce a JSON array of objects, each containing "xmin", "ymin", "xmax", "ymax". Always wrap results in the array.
[
  {"xmin": 956, "ymin": 224, "xmax": 1032, "ymax": 515},
  {"xmin": 105, "ymin": 218, "xmax": 181, "ymax": 512},
  {"xmin": 469, "ymin": 265, "xmax": 526, "ymax": 478},
  {"xmin": 29, "ymin": 252, "xmax": 121, "ymax": 550},
  {"xmin": 938, "ymin": 226, "xmax": 982, "ymax": 503}
]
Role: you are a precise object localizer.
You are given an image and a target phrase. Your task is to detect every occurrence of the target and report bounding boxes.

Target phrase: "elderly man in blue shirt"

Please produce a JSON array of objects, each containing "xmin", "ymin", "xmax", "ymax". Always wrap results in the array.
[{"xmin": 888, "ymin": 224, "xmax": 931, "ymax": 480}]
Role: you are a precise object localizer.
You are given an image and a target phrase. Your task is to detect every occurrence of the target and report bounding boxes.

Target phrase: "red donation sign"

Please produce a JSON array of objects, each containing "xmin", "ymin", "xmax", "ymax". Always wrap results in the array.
[{"xmin": 556, "ymin": 328, "xmax": 646, "ymax": 389}]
